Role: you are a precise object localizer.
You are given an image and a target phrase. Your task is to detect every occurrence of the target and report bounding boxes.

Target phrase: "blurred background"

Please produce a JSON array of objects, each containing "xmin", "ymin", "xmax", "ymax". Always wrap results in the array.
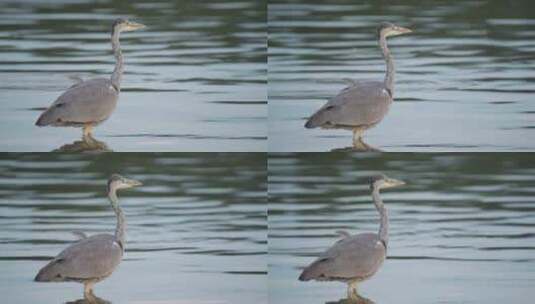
[
  {"xmin": 269, "ymin": 0, "xmax": 535, "ymax": 151},
  {"xmin": 0, "ymin": 153, "xmax": 267, "ymax": 303},
  {"xmin": 269, "ymin": 153, "xmax": 535, "ymax": 303},
  {"xmin": 0, "ymin": 0, "xmax": 266, "ymax": 151}
]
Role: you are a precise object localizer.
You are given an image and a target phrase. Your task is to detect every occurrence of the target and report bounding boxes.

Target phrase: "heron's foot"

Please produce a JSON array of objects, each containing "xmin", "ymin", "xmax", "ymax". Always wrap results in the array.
[
  {"xmin": 82, "ymin": 135, "xmax": 111, "ymax": 152},
  {"xmin": 84, "ymin": 293, "xmax": 96, "ymax": 304},
  {"xmin": 352, "ymin": 138, "xmax": 370, "ymax": 151},
  {"xmin": 351, "ymin": 129, "xmax": 381, "ymax": 152},
  {"xmin": 343, "ymin": 281, "xmax": 375, "ymax": 303},
  {"xmin": 67, "ymin": 293, "xmax": 110, "ymax": 304},
  {"xmin": 351, "ymin": 137, "xmax": 382, "ymax": 152},
  {"xmin": 53, "ymin": 134, "xmax": 111, "ymax": 152},
  {"xmin": 82, "ymin": 132, "xmax": 98, "ymax": 146},
  {"xmin": 347, "ymin": 281, "xmax": 358, "ymax": 301},
  {"xmin": 82, "ymin": 281, "xmax": 112, "ymax": 304},
  {"xmin": 334, "ymin": 297, "xmax": 375, "ymax": 304}
]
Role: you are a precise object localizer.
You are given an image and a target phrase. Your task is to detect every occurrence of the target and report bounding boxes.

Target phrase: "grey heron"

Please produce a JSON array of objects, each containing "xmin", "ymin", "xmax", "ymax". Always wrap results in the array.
[
  {"xmin": 35, "ymin": 174, "xmax": 142, "ymax": 299},
  {"xmin": 304, "ymin": 22, "xmax": 411, "ymax": 147},
  {"xmin": 35, "ymin": 18, "xmax": 145, "ymax": 139},
  {"xmin": 298, "ymin": 174, "xmax": 405, "ymax": 301}
]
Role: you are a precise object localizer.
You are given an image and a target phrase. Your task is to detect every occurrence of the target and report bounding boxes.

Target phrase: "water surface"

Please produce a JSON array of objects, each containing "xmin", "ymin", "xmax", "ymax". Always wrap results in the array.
[
  {"xmin": 0, "ymin": 0, "xmax": 266, "ymax": 151},
  {"xmin": 0, "ymin": 153, "xmax": 267, "ymax": 304},
  {"xmin": 268, "ymin": 0, "xmax": 535, "ymax": 151},
  {"xmin": 268, "ymin": 153, "xmax": 535, "ymax": 303}
]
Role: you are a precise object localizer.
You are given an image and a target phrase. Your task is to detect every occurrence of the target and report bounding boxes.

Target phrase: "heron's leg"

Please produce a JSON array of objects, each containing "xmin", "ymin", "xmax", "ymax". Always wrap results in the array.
[
  {"xmin": 83, "ymin": 124, "xmax": 94, "ymax": 139},
  {"xmin": 352, "ymin": 128, "xmax": 370, "ymax": 151},
  {"xmin": 347, "ymin": 281, "xmax": 359, "ymax": 300},
  {"xmin": 82, "ymin": 124, "xmax": 99, "ymax": 147},
  {"xmin": 84, "ymin": 281, "xmax": 95, "ymax": 298},
  {"xmin": 352, "ymin": 128, "xmax": 364, "ymax": 146}
]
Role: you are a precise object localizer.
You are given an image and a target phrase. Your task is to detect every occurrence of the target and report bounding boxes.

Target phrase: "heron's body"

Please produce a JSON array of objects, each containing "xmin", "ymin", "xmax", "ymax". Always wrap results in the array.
[
  {"xmin": 298, "ymin": 175, "xmax": 405, "ymax": 300},
  {"xmin": 36, "ymin": 78, "xmax": 118, "ymax": 128},
  {"xmin": 304, "ymin": 22, "xmax": 411, "ymax": 147},
  {"xmin": 35, "ymin": 19, "xmax": 145, "ymax": 139},
  {"xmin": 35, "ymin": 234, "xmax": 123, "ymax": 284},
  {"xmin": 305, "ymin": 80, "xmax": 391, "ymax": 132},
  {"xmin": 35, "ymin": 174, "xmax": 142, "ymax": 299},
  {"xmin": 299, "ymin": 232, "xmax": 386, "ymax": 283}
]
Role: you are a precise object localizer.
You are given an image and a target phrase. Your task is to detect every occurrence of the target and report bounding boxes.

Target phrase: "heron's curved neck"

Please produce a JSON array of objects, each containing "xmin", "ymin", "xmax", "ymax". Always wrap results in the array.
[
  {"xmin": 379, "ymin": 35, "xmax": 394, "ymax": 95},
  {"xmin": 372, "ymin": 187, "xmax": 388, "ymax": 246},
  {"xmin": 111, "ymin": 28, "xmax": 123, "ymax": 91},
  {"xmin": 108, "ymin": 187, "xmax": 126, "ymax": 246}
]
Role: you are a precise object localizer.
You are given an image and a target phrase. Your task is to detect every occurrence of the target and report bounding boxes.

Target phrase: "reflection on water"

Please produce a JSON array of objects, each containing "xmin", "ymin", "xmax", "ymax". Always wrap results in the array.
[
  {"xmin": 0, "ymin": 0, "xmax": 266, "ymax": 151},
  {"xmin": 268, "ymin": 0, "xmax": 535, "ymax": 151},
  {"xmin": 268, "ymin": 153, "xmax": 535, "ymax": 304},
  {"xmin": 0, "ymin": 154, "xmax": 267, "ymax": 304}
]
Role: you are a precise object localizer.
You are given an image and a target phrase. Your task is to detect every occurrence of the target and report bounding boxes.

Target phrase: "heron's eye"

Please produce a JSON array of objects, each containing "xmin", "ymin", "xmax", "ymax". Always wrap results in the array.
[
  {"xmin": 325, "ymin": 106, "xmax": 335, "ymax": 111},
  {"xmin": 55, "ymin": 103, "xmax": 64, "ymax": 108}
]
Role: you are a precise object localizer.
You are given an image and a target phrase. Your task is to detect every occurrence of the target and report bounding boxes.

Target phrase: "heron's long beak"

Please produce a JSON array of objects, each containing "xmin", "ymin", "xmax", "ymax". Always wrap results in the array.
[
  {"xmin": 125, "ymin": 178, "xmax": 142, "ymax": 187},
  {"xmin": 384, "ymin": 178, "xmax": 405, "ymax": 188},
  {"xmin": 126, "ymin": 21, "xmax": 146, "ymax": 31},
  {"xmin": 395, "ymin": 26, "xmax": 412, "ymax": 34}
]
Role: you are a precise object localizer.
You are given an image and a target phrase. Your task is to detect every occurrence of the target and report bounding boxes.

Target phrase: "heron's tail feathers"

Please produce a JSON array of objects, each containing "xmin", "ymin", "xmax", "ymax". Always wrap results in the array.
[
  {"xmin": 298, "ymin": 258, "xmax": 331, "ymax": 281},
  {"xmin": 35, "ymin": 108, "xmax": 55, "ymax": 126},
  {"xmin": 298, "ymin": 268, "xmax": 312, "ymax": 281},
  {"xmin": 305, "ymin": 105, "xmax": 338, "ymax": 129},
  {"xmin": 34, "ymin": 259, "xmax": 65, "ymax": 282},
  {"xmin": 35, "ymin": 104, "xmax": 69, "ymax": 127},
  {"xmin": 304, "ymin": 112, "xmax": 323, "ymax": 129}
]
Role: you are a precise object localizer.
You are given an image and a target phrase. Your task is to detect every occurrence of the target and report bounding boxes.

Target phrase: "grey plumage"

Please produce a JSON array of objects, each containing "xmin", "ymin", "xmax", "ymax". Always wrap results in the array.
[
  {"xmin": 35, "ymin": 174, "xmax": 142, "ymax": 299},
  {"xmin": 305, "ymin": 81, "xmax": 392, "ymax": 130},
  {"xmin": 35, "ymin": 19, "xmax": 145, "ymax": 139},
  {"xmin": 299, "ymin": 232, "xmax": 386, "ymax": 282},
  {"xmin": 305, "ymin": 22, "xmax": 411, "ymax": 146},
  {"xmin": 35, "ymin": 78, "xmax": 118, "ymax": 128},
  {"xmin": 35, "ymin": 234, "xmax": 123, "ymax": 283},
  {"xmin": 298, "ymin": 174, "xmax": 405, "ymax": 300}
]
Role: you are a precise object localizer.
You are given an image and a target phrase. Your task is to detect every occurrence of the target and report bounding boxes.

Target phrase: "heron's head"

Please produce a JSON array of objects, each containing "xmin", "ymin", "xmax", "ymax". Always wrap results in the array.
[
  {"xmin": 370, "ymin": 174, "xmax": 405, "ymax": 190},
  {"xmin": 377, "ymin": 22, "xmax": 412, "ymax": 38},
  {"xmin": 108, "ymin": 174, "xmax": 142, "ymax": 192},
  {"xmin": 112, "ymin": 18, "xmax": 146, "ymax": 34}
]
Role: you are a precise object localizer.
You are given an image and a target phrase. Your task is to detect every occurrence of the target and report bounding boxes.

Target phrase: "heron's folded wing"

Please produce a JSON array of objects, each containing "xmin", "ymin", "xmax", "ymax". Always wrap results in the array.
[
  {"xmin": 318, "ymin": 81, "xmax": 392, "ymax": 127},
  {"xmin": 316, "ymin": 233, "xmax": 386, "ymax": 280},
  {"xmin": 49, "ymin": 78, "xmax": 118, "ymax": 124},
  {"xmin": 52, "ymin": 234, "xmax": 123, "ymax": 280}
]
